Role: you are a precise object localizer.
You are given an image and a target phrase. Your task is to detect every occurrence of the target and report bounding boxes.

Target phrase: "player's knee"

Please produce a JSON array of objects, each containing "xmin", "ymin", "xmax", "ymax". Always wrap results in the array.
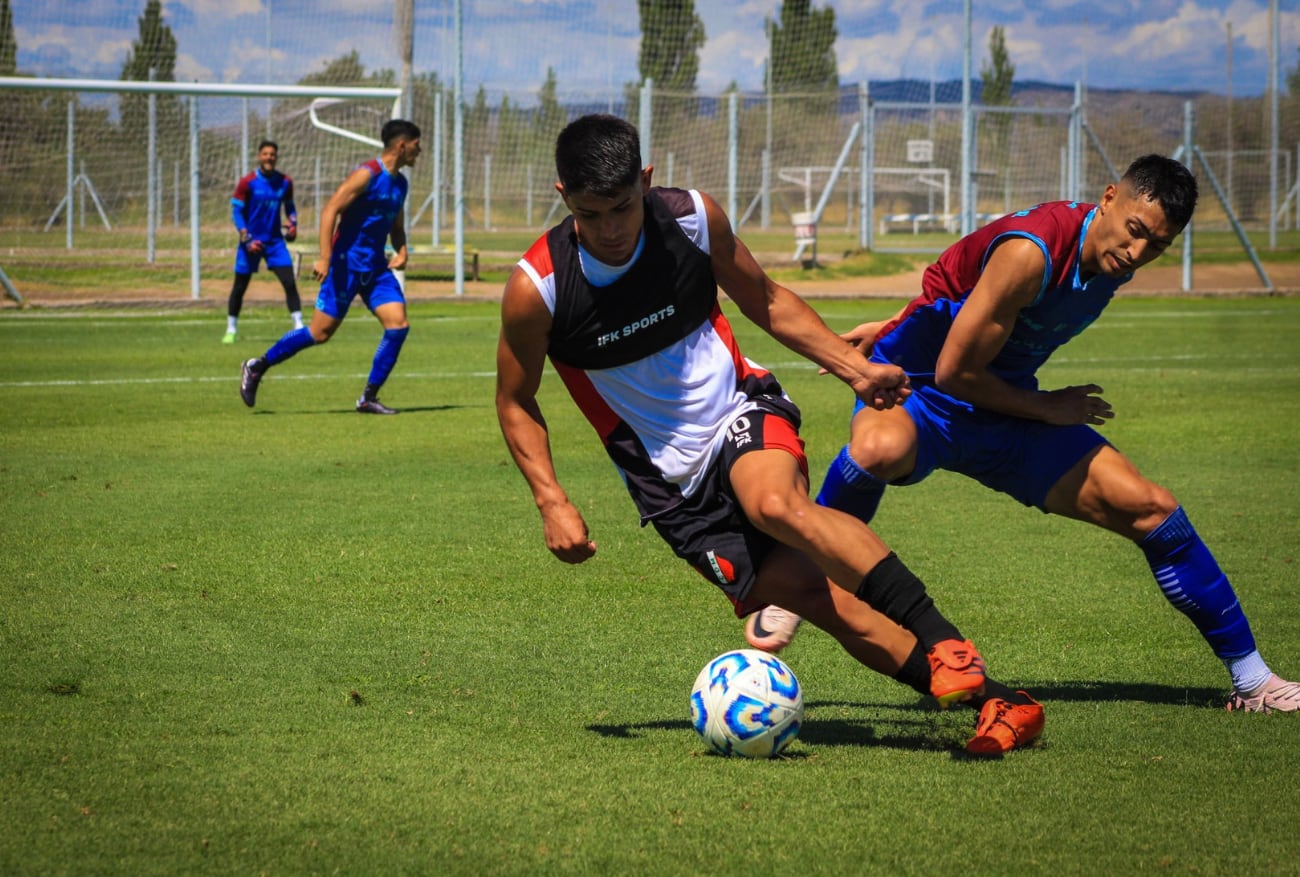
[
  {"xmin": 745, "ymin": 489, "xmax": 805, "ymax": 538},
  {"xmin": 1136, "ymin": 483, "xmax": 1180, "ymax": 532},
  {"xmin": 847, "ymin": 427, "xmax": 912, "ymax": 481},
  {"xmin": 309, "ymin": 326, "xmax": 335, "ymax": 344}
]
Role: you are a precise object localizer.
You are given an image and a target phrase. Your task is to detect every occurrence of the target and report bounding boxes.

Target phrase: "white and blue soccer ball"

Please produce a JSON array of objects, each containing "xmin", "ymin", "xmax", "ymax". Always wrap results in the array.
[{"xmin": 690, "ymin": 649, "xmax": 803, "ymax": 758}]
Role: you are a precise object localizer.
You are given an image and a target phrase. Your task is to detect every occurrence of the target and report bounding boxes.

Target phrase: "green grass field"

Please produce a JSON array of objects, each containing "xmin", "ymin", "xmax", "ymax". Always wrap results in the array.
[{"xmin": 2, "ymin": 296, "xmax": 1298, "ymax": 875}]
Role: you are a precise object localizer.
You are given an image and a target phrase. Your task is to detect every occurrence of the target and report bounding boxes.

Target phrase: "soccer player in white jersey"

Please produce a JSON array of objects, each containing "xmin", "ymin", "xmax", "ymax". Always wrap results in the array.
[{"xmin": 494, "ymin": 114, "xmax": 1045, "ymax": 755}]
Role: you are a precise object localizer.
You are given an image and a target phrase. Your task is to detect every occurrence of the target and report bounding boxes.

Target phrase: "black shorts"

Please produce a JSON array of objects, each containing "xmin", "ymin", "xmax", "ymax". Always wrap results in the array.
[{"xmin": 648, "ymin": 395, "xmax": 806, "ymax": 617}]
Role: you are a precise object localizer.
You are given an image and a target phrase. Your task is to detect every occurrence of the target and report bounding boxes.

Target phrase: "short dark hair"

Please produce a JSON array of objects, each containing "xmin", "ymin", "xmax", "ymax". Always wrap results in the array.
[
  {"xmin": 381, "ymin": 119, "xmax": 421, "ymax": 147},
  {"xmin": 555, "ymin": 114, "xmax": 642, "ymax": 197},
  {"xmin": 257, "ymin": 139, "xmax": 278, "ymax": 153},
  {"xmin": 1122, "ymin": 154, "xmax": 1198, "ymax": 231}
]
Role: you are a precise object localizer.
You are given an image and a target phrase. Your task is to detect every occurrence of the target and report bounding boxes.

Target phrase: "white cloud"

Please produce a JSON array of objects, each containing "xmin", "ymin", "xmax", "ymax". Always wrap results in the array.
[{"xmin": 8, "ymin": 0, "xmax": 1296, "ymax": 97}]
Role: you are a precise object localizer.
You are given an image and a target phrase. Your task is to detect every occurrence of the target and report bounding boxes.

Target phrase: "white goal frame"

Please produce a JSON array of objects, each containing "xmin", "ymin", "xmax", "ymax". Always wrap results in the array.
[{"xmin": 0, "ymin": 76, "xmax": 401, "ymax": 299}]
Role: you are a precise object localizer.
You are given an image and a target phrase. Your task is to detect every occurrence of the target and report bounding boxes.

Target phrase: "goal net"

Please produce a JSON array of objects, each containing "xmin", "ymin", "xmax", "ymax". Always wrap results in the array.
[{"xmin": 0, "ymin": 1, "xmax": 1291, "ymax": 299}]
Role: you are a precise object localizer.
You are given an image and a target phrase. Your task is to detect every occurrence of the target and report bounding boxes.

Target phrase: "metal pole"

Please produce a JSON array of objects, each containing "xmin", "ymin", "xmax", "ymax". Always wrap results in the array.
[
  {"xmin": 66, "ymin": 101, "xmax": 74, "ymax": 250},
  {"xmin": 1070, "ymin": 82, "xmax": 1082, "ymax": 200},
  {"xmin": 727, "ymin": 92, "xmax": 738, "ymax": 226},
  {"xmin": 148, "ymin": 69, "xmax": 157, "ymax": 264},
  {"xmin": 1268, "ymin": 0, "xmax": 1278, "ymax": 249},
  {"xmin": 1226, "ymin": 22, "xmax": 1234, "ymax": 214},
  {"xmin": 0, "ymin": 264, "xmax": 22, "ymax": 306},
  {"xmin": 639, "ymin": 79, "xmax": 653, "ymax": 169},
  {"xmin": 190, "ymin": 95, "xmax": 201, "ymax": 300},
  {"xmin": 763, "ymin": 17, "xmax": 772, "ymax": 230},
  {"xmin": 433, "ymin": 89, "xmax": 443, "ymax": 246},
  {"xmin": 861, "ymin": 81, "xmax": 873, "ymax": 251},
  {"xmin": 960, "ymin": 0, "xmax": 973, "ymax": 236},
  {"xmin": 483, "ymin": 153, "xmax": 491, "ymax": 231},
  {"xmin": 1182, "ymin": 102, "xmax": 1193, "ymax": 292},
  {"xmin": 453, "ymin": 0, "xmax": 465, "ymax": 294},
  {"xmin": 241, "ymin": 97, "xmax": 249, "ymax": 175}
]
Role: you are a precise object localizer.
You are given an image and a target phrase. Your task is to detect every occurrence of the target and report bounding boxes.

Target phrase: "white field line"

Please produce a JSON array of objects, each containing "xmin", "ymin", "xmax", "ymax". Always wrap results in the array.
[{"xmin": 0, "ymin": 370, "xmax": 497, "ymax": 389}]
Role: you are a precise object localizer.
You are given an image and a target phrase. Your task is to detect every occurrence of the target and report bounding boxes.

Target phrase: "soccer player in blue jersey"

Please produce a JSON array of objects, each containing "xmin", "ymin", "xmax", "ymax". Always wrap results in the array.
[
  {"xmin": 224, "ymin": 140, "xmax": 302, "ymax": 343},
  {"xmin": 239, "ymin": 119, "xmax": 421, "ymax": 414},
  {"xmin": 749, "ymin": 155, "xmax": 1299, "ymax": 714}
]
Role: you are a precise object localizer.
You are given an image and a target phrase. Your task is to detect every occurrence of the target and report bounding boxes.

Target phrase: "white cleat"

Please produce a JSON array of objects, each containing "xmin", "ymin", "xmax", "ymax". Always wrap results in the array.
[
  {"xmin": 1226, "ymin": 673, "xmax": 1300, "ymax": 713},
  {"xmin": 744, "ymin": 605, "xmax": 803, "ymax": 654}
]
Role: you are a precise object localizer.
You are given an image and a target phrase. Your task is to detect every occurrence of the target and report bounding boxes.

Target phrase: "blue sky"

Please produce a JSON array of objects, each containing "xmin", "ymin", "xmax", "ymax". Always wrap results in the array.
[{"xmin": 8, "ymin": 1, "xmax": 1298, "ymax": 98}]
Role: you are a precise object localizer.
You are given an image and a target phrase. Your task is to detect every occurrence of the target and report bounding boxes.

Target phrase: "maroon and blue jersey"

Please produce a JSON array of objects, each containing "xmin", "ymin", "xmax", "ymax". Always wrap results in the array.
[
  {"xmin": 231, "ymin": 170, "xmax": 295, "ymax": 242},
  {"xmin": 331, "ymin": 158, "xmax": 408, "ymax": 273},
  {"xmin": 872, "ymin": 201, "xmax": 1130, "ymax": 388}
]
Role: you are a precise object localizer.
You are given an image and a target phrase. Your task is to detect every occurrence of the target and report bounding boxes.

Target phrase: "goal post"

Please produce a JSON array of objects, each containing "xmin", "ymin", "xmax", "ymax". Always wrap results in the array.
[{"xmin": 0, "ymin": 76, "xmax": 401, "ymax": 299}]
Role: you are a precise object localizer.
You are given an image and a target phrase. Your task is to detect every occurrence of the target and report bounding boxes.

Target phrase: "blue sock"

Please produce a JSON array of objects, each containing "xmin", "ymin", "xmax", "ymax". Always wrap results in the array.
[
  {"xmin": 816, "ymin": 445, "xmax": 887, "ymax": 524},
  {"xmin": 264, "ymin": 327, "xmax": 316, "ymax": 367},
  {"xmin": 1139, "ymin": 506, "xmax": 1268, "ymax": 692},
  {"xmin": 367, "ymin": 326, "xmax": 409, "ymax": 388}
]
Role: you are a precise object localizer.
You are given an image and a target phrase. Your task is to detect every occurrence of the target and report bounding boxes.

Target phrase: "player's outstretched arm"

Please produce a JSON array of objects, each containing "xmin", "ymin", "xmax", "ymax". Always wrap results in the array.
[
  {"xmin": 496, "ymin": 267, "xmax": 596, "ymax": 564},
  {"xmin": 704, "ymin": 192, "xmax": 908, "ymax": 410},
  {"xmin": 937, "ymin": 238, "xmax": 1111, "ymax": 425}
]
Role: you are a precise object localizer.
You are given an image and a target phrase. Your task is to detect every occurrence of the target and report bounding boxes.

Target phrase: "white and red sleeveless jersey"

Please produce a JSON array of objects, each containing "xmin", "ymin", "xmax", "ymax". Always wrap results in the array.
[{"xmin": 515, "ymin": 187, "xmax": 788, "ymax": 521}]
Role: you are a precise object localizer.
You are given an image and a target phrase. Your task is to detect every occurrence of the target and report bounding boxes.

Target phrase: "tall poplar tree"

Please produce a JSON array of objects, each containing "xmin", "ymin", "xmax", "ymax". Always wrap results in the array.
[
  {"xmin": 637, "ymin": 0, "xmax": 705, "ymax": 95},
  {"xmin": 980, "ymin": 25, "xmax": 1016, "ymax": 172},
  {"xmin": 770, "ymin": 0, "xmax": 838, "ymax": 115},
  {"xmin": 119, "ymin": 0, "xmax": 181, "ymax": 148},
  {"xmin": 0, "ymin": 0, "xmax": 16, "ymax": 76}
]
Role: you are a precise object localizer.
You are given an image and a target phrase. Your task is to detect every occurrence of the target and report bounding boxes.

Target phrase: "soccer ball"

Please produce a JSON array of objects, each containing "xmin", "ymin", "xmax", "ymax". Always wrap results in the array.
[{"xmin": 689, "ymin": 649, "xmax": 803, "ymax": 758}]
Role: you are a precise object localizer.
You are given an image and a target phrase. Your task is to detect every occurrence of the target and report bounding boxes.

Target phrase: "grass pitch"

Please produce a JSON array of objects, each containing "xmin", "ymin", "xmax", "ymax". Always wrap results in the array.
[{"xmin": 1, "ymin": 295, "xmax": 1297, "ymax": 875}]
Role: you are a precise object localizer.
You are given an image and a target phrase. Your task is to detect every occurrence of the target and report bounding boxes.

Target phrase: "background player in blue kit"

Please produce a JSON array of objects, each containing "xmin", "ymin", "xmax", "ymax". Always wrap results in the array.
[
  {"xmin": 224, "ymin": 140, "xmax": 302, "ymax": 343},
  {"xmin": 748, "ymin": 155, "xmax": 1300, "ymax": 714},
  {"xmin": 239, "ymin": 119, "xmax": 421, "ymax": 414}
]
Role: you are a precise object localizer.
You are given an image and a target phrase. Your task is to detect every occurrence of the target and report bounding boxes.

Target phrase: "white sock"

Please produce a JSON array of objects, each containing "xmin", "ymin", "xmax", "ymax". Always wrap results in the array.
[
  {"xmin": 291, "ymin": 311, "xmax": 304, "ymax": 330},
  {"xmin": 227, "ymin": 316, "xmax": 238, "ymax": 333},
  {"xmin": 1224, "ymin": 651, "xmax": 1271, "ymax": 694}
]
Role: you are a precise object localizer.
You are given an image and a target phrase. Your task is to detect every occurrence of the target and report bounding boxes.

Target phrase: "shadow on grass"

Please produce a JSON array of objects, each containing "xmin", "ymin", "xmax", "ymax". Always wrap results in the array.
[
  {"xmin": 587, "ymin": 699, "xmax": 954, "ymax": 754},
  {"xmin": 1016, "ymin": 679, "xmax": 1225, "ymax": 707},
  {"xmin": 250, "ymin": 403, "xmax": 464, "ymax": 415},
  {"xmin": 586, "ymin": 681, "xmax": 1228, "ymax": 755}
]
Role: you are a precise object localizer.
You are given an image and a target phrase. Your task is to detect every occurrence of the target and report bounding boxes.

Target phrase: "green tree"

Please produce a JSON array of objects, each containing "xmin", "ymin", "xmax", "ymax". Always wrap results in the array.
[
  {"xmin": 465, "ymin": 84, "xmax": 490, "ymax": 192},
  {"xmin": 530, "ymin": 67, "xmax": 566, "ymax": 172},
  {"xmin": 634, "ymin": 0, "xmax": 706, "ymax": 140},
  {"xmin": 980, "ymin": 25, "xmax": 1015, "ymax": 107},
  {"xmin": 769, "ymin": 0, "xmax": 838, "ymax": 118},
  {"xmin": 636, "ymin": 0, "xmax": 705, "ymax": 95},
  {"xmin": 770, "ymin": 0, "xmax": 838, "ymax": 93},
  {"xmin": 298, "ymin": 50, "xmax": 369, "ymax": 87},
  {"xmin": 119, "ymin": 0, "xmax": 181, "ymax": 149},
  {"xmin": 0, "ymin": 0, "xmax": 16, "ymax": 75},
  {"xmin": 980, "ymin": 25, "xmax": 1016, "ymax": 174}
]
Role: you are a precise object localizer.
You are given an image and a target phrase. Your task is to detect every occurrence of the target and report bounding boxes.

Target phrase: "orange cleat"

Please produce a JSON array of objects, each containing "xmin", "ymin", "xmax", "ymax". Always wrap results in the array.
[
  {"xmin": 927, "ymin": 638, "xmax": 987, "ymax": 708},
  {"xmin": 966, "ymin": 693, "xmax": 1044, "ymax": 756}
]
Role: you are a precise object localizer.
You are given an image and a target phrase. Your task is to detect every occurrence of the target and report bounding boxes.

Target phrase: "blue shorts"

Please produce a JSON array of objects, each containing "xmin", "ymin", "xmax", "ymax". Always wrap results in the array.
[
  {"xmin": 853, "ymin": 383, "xmax": 1108, "ymax": 510},
  {"xmin": 315, "ymin": 265, "xmax": 405, "ymax": 320},
  {"xmin": 234, "ymin": 238, "xmax": 293, "ymax": 274}
]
